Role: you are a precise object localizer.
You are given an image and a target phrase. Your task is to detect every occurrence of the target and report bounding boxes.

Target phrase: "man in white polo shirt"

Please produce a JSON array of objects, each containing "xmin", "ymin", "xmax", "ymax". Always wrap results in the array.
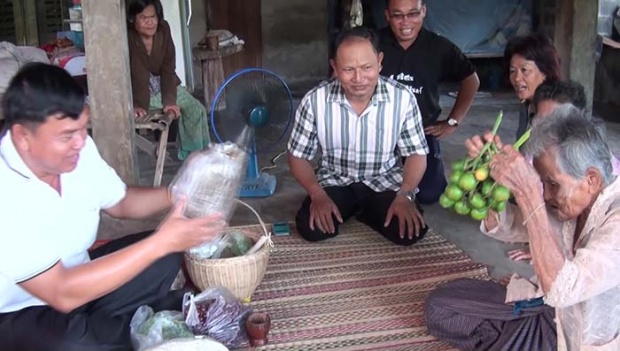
[{"xmin": 0, "ymin": 63, "xmax": 225, "ymax": 350}]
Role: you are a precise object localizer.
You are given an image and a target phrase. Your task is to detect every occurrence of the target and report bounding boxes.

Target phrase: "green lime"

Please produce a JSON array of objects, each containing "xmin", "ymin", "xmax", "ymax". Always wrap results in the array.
[
  {"xmin": 449, "ymin": 170, "xmax": 463, "ymax": 184},
  {"xmin": 492, "ymin": 185, "xmax": 511, "ymax": 202},
  {"xmin": 481, "ymin": 180, "xmax": 494, "ymax": 197},
  {"xmin": 454, "ymin": 201, "xmax": 471, "ymax": 215},
  {"xmin": 457, "ymin": 172, "xmax": 478, "ymax": 192},
  {"xmin": 469, "ymin": 193, "xmax": 487, "ymax": 209},
  {"xmin": 445, "ymin": 184, "xmax": 464, "ymax": 201},
  {"xmin": 470, "ymin": 207, "xmax": 488, "ymax": 221},
  {"xmin": 492, "ymin": 200, "xmax": 507, "ymax": 212},
  {"xmin": 439, "ymin": 194, "xmax": 455, "ymax": 209},
  {"xmin": 451, "ymin": 159, "xmax": 465, "ymax": 172}
]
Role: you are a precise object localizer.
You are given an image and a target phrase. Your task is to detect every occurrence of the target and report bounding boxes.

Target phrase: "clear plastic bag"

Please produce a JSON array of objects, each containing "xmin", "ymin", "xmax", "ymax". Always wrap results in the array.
[
  {"xmin": 169, "ymin": 142, "xmax": 247, "ymax": 259},
  {"xmin": 183, "ymin": 287, "xmax": 252, "ymax": 348},
  {"xmin": 130, "ymin": 306, "xmax": 194, "ymax": 351}
]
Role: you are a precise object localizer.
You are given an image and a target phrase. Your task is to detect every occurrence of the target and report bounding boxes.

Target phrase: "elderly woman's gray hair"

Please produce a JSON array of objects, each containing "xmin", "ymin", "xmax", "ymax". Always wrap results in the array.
[{"xmin": 524, "ymin": 104, "xmax": 615, "ymax": 186}]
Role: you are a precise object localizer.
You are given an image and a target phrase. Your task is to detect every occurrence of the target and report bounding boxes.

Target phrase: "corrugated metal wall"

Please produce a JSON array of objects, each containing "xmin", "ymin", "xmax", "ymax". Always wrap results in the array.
[{"xmin": 0, "ymin": 1, "xmax": 16, "ymax": 43}]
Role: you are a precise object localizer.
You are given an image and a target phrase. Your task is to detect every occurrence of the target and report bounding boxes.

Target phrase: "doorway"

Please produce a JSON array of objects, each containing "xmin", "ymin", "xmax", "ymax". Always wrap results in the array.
[{"xmin": 208, "ymin": 0, "xmax": 262, "ymax": 77}]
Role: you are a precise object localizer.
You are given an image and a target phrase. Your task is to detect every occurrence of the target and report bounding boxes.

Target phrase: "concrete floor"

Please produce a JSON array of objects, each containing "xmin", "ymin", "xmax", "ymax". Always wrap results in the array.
[{"xmin": 98, "ymin": 91, "xmax": 620, "ymax": 280}]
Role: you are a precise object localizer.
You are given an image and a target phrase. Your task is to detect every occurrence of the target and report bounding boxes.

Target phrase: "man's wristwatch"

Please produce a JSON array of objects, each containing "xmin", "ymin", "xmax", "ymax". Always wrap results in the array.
[
  {"xmin": 396, "ymin": 189, "xmax": 416, "ymax": 203},
  {"xmin": 447, "ymin": 118, "xmax": 459, "ymax": 127}
]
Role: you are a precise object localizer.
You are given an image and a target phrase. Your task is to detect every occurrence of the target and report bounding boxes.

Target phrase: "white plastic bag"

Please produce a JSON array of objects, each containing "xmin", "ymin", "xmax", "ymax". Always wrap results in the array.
[
  {"xmin": 349, "ymin": 0, "xmax": 363, "ymax": 28},
  {"xmin": 130, "ymin": 306, "xmax": 194, "ymax": 351}
]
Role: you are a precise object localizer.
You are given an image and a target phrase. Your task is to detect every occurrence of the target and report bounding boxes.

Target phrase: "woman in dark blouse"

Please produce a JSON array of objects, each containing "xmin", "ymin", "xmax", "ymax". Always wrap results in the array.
[
  {"xmin": 127, "ymin": 0, "xmax": 210, "ymax": 160},
  {"xmin": 503, "ymin": 33, "xmax": 562, "ymax": 141}
]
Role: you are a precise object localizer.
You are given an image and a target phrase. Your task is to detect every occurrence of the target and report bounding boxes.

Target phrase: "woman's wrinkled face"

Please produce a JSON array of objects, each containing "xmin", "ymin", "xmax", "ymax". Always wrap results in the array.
[
  {"xmin": 509, "ymin": 54, "xmax": 546, "ymax": 102},
  {"xmin": 533, "ymin": 151, "xmax": 595, "ymax": 221},
  {"xmin": 134, "ymin": 5, "xmax": 158, "ymax": 38}
]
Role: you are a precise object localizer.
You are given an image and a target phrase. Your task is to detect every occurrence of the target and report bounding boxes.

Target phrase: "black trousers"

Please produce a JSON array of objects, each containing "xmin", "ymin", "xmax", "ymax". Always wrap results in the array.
[
  {"xmin": 0, "ymin": 231, "xmax": 183, "ymax": 351},
  {"xmin": 415, "ymin": 134, "xmax": 448, "ymax": 205},
  {"xmin": 295, "ymin": 183, "xmax": 429, "ymax": 246}
]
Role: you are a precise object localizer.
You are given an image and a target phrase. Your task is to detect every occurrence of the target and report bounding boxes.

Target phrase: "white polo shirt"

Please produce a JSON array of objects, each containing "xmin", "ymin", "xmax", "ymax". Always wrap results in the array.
[{"xmin": 0, "ymin": 131, "xmax": 126, "ymax": 313}]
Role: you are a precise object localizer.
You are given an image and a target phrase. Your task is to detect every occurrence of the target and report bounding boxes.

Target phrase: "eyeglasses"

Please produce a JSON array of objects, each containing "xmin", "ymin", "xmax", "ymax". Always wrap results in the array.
[{"xmin": 389, "ymin": 10, "xmax": 423, "ymax": 21}]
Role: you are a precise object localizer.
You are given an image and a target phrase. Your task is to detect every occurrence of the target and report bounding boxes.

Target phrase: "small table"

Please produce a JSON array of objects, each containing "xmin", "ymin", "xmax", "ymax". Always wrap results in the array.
[{"xmin": 193, "ymin": 44, "xmax": 244, "ymax": 112}]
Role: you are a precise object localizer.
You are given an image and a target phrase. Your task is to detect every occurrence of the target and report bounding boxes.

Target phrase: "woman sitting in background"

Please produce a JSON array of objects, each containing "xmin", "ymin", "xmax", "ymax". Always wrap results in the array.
[
  {"xmin": 127, "ymin": 0, "xmax": 210, "ymax": 160},
  {"xmin": 504, "ymin": 33, "xmax": 561, "ymax": 140},
  {"xmin": 425, "ymin": 108, "xmax": 620, "ymax": 351}
]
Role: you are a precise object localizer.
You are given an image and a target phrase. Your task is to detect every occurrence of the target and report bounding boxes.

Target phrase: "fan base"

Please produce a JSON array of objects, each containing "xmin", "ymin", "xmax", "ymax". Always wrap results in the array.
[{"xmin": 239, "ymin": 173, "xmax": 277, "ymax": 198}]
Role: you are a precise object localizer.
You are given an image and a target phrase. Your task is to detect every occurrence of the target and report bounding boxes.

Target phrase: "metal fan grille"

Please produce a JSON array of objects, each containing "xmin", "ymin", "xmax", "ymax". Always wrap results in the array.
[{"xmin": 210, "ymin": 69, "xmax": 293, "ymax": 153}]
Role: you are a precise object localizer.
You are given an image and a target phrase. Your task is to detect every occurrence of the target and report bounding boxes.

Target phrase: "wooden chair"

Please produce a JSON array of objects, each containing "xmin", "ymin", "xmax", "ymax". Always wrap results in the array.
[{"xmin": 134, "ymin": 110, "xmax": 175, "ymax": 187}]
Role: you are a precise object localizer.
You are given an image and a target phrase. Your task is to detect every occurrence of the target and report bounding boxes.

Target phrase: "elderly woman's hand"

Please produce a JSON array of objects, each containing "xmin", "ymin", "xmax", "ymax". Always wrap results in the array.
[
  {"xmin": 134, "ymin": 107, "xmax": 147, "ymax": 119},
  {"xmin": 489, "ymin": 145, "xmax": 540, "ymax": 200},
  {"xmin": 464, "ymin": 132, "xmax": 504, "ymax": 159},
  {"xmin": 163, "ymin": 105, "xmax": 181, "ymax": 119}
]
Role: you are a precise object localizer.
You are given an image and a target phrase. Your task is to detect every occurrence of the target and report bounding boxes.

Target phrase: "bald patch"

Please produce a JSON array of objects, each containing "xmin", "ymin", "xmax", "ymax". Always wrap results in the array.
[{"xmin": 335, "ymin": 37, "xmax": 378, "ymax": 59}]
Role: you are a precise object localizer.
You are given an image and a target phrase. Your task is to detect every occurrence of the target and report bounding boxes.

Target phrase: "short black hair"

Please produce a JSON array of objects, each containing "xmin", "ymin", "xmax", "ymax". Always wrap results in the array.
[
  {"xmin": 533, "ymin": 80, "xmax": 587, "ymax": 111},
  {"xmin": 333, "ymin": 26, "xmax": 380, "ymax": 59},
  {"xmin": 127, "ymin": 0, "xmax": 164, "ymax": 24},
  {"xmin": 504, "ymin": 33, "xmax": 562, "ymax": 83},
  {"xmin": 386, "ymin": 0, "xmax": 425, "ymax": 8},
  {"xmin": 1, "ymin": 63, "xmax": 85, "ymax": 129}
]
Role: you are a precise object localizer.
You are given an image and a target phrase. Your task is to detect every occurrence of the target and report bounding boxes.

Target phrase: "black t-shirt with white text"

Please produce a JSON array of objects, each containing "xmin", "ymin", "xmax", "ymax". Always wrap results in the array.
[{"xmin": 378, "ymin": 26, "xmax": 475, "ymax": 127}]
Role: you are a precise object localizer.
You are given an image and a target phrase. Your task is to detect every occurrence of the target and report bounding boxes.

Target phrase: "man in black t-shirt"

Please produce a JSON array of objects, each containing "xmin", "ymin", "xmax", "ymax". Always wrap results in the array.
[{"xmin": 379, "ymin": 0, "xmax": 480, "ymax": 205}]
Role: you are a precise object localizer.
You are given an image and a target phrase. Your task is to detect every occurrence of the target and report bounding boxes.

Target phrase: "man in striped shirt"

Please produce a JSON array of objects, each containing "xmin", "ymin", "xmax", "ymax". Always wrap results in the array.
[{"xmin": 287, "ymin": 26, "xmax": 429, "ymax": 246}]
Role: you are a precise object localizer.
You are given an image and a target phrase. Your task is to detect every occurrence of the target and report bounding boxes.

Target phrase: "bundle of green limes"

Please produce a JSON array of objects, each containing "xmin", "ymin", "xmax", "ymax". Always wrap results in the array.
[{"xmin": 439, "ymin": 111, "xmax": 531, "ymax": 220}]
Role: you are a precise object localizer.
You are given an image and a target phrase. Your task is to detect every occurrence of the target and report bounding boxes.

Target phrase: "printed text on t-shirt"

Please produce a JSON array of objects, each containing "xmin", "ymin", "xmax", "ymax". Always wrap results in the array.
[{"xmin": 390, "ymin": 74, "xmax": 424, "ymax": 94}]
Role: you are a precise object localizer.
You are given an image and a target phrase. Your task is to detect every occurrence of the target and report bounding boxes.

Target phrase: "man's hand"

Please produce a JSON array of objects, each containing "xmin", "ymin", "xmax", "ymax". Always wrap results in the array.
[
  {"xmin": 134, "ymin": 107, "xmax": 147, "ymax": 119},
  {"xmin": 163, "ymin": 105, "xmax": 181, "ymax": 119},
  {"xmin": 384, "ymin": 195, "xmax": 425, "ymax": 240},
  {"xmin": 424, "ymin": 120, "xmax": 456, "ymax": 139},
  {"xmin": 154, "ymin": 198, "xmax": 226, "ymax": 253},
  {"xmin": 309, "ymin": 190, "xmax": 343, "ymax": 234}
]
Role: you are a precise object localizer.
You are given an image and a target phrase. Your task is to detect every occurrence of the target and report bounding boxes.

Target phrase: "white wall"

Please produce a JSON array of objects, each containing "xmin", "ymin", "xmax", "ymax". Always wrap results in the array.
[
  {"xmin": 261, "ymin": 0, "xmax": 329, "ymax": 93},
  {"xmin": 161, "ymin": 0, "xmax": 185, "ymax": 85}
]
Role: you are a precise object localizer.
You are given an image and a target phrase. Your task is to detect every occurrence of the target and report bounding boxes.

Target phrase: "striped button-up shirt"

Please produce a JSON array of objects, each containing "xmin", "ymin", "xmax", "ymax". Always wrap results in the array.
[{"xmin": 287, "ymin": 76, "xmax": 428, "ymax": 192}]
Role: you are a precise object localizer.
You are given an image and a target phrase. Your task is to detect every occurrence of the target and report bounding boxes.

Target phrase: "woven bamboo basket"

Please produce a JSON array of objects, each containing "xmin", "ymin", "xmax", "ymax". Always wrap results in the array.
[{"xmin": 184, "ymin": 200, "xmax": 271, "ymax": 302}]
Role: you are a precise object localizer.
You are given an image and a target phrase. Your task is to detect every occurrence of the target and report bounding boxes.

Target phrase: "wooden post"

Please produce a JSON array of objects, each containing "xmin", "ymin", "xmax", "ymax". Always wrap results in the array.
[
  {"xmin": 13, "ymin": 0, "xmax": 39, "ymax": 46},
  {"xmin": 82, "ymin": 0, "xmax": 139, "ymax": 184},
  {"xmin": 554, "ymin": 0, "xmax": 599, "ymax": 111}
]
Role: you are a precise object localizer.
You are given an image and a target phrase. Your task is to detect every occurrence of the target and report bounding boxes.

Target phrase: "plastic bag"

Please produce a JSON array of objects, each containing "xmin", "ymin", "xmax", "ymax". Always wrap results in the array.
[
  {"xmin": 349, "ymin": 0, "xmax": 363, "ymax": 28},
  {"xmin": 130, "ymin": 306, "xmax": 194, "ymax": 351},
  {"xmin": 169, "ymin": 142, "xmax": 247, "ymax": 259},
  {"xmin": 183, "ymin": 287, "xmax": 252, "ymax": 348}
]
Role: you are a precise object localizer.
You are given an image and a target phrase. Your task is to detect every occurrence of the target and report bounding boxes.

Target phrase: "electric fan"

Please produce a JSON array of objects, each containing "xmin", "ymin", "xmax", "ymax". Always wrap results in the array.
[{"xmin": 210, "ymin": 68, "xmax": 294, "ymax": 198}]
